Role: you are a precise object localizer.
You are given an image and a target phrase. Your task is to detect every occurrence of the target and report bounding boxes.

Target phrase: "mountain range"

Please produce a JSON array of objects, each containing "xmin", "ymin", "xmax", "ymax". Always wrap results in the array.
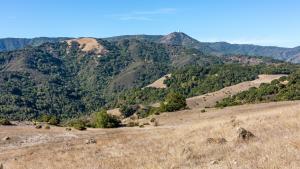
[
  {"xmin": 106, "ymin": 32, "xmax": 300, "ymax": 63},
  {"xmin": 1, "ymin": 32, "xmax": 300, "ymax": 63}
]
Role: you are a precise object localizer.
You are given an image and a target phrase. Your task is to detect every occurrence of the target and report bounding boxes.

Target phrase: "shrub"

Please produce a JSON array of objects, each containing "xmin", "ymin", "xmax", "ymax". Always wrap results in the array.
[
  {"xmin": 160, "ymin": 92, "xmax": 187, "ymax": 112},
  {"xmin": 67, "ymin": 119, "xmax": 87, "ymax": 130},
  {"xmin": 120, "ymin": 105, "xmax": 139, "ymax": 118},
  {"xmin": 39, "ymin": 114, "xmax": 51, "ymax": 123},
  {"xmin": 44, "ymin": 125, "xmax": 50, "ymax": 129},
  {"xmin": 48, "ymin": 116, "xmax": 59, "ymax": 125},
  {"xmin": 136, "ymin": 106, "xmax": 161, "ymax": 118},
  {"xmin": 73, "ymin": 122, "xmax": 86, "ymax": 130},
  {"xmin": 0, "ymin": 117, "xmax": 12, "ymax": 125},
  {"xmin": 92, "ymin": 110, "xmax": 120, "ymax": 128},
  {"xmin": 39, "ymin": 114, "xmax": 59, "ymax": 125}
]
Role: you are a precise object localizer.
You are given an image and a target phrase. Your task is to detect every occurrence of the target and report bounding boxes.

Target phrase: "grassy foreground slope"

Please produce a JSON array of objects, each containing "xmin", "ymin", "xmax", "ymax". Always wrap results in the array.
[{"xmin": 1, "ymin": 101, "xmax": 299, "ymax": 169}]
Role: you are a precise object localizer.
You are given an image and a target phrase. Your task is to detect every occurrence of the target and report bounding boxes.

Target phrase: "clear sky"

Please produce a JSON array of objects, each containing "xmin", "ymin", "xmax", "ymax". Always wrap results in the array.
[{"xmin": 1, "ymin": 0, "xmax": 300, "ymax": 47}]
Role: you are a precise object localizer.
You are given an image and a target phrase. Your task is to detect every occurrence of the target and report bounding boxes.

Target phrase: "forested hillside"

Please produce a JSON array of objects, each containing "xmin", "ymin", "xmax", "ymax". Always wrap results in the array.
[
  {"xmin": 112, "ymin": 63, "xmax": 297, "ymax": 107},
  {"xmin": 216, "ymin": 68, "xmax": 300, "ymax": 107},
  {"xmin": 0, "ymin": 35, "xmax": 299, "ymax": 121},
  {"xmin": 0, "ymin": 38, "xmax": 221, "ymax": 120}
]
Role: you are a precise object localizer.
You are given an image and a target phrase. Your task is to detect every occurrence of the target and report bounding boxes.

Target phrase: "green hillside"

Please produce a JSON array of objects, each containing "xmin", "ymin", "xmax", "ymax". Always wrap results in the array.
[
  {"xmin": 216, "ymin": 68, "xmax": 300, "ymax": 107},
  {"xmin": 0, "ymin": 38, "xmax": 221, "ymax": 120}
]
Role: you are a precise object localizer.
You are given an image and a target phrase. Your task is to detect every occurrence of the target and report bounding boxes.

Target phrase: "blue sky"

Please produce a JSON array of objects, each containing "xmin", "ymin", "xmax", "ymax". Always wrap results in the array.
[{"xmin": 1, "ymin": 0, "xmax": 300, "ymax": 47}]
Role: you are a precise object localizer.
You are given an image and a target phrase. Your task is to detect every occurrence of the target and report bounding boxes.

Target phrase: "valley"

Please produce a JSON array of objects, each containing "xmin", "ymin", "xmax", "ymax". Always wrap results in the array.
[{"xmin": 1, "ymin": 74, "xmax": 299, "ymax": 169}]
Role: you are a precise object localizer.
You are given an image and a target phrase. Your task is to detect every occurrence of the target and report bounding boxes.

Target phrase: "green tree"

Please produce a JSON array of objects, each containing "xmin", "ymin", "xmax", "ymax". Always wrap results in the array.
[
  {"xmin": 92, "ymin": 110, "xmax": 120, "ymax": 128},
  {"xmin": 48, "ymin": 116, "xmax": 59, "ymax": 125},
  {"xmin": 119, "ymin": 105, "xmax": 139, "ymax": 118},
  {"xmin": 160, "ymin": 92, "xmax": 187, "ymax": 112}
]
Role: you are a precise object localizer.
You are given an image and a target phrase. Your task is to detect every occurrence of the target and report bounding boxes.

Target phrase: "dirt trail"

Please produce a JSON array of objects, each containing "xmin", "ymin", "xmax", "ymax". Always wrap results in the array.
[{"xmin": 187, "ymin": 74, "xmax": 286, "ymax": 109}]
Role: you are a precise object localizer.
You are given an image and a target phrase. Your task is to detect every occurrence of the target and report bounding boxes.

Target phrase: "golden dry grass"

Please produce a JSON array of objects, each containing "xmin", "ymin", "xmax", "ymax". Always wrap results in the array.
[
  {"xmin": 145, "ymin": 74, "xmax": 171, "ymax": 89},
  {"xmin": 0, "ymin": 101, "xmax": 299, "ymax": 169},
  {"xmin": 187, "ymin": 74, "xmax": 286, "ymax": 109},
  {"xmin": 66, "ymin": 38, "xmax": 108, "ymax": 55}
]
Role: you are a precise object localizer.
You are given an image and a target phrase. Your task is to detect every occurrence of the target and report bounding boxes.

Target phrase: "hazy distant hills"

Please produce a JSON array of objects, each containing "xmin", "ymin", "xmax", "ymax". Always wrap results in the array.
[
  {"xmin": 0, "ymin": 37, "xmax": 70, "ymax": 51},
  {"xmin": 1, "ymin": 32, "xmax": 300, "ymax": 63},
  {"xmin": 106, "ymin": 32, "xmax": 300, "ymax": 63}
]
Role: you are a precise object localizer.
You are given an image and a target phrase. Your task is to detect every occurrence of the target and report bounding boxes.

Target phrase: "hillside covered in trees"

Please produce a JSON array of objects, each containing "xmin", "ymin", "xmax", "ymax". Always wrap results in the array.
[
  {"xmin": 216, "ymin": 69, "xmax": 300, "ymax": 107},
  {"xmin": 0, "ymin": 36, "xmax": 299, "ymax": 121},
  {"xmin": 0, "ymin": 37, "xmax": 221, "ymax": 120},
  {"xmin": 112, "ymin": 63, "xmax": 298, "ymax": 107}
]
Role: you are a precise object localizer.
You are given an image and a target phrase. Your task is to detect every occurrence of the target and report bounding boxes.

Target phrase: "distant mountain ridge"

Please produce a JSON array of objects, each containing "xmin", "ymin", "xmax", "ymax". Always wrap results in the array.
[
  {"xmin": 106, "ymin": 32, "xmax": 300, "ymax": 63},
  {"xmin": 0, "ymin": 37, "xmax": 70, "ymax": 51},
  {"xmin": 1, "ymin": 33, "xmax": 300, "ymax": 63}
]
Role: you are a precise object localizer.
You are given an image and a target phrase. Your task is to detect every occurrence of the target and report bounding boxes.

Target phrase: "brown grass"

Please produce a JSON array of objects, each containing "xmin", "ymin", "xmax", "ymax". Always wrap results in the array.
[
  {"xmin": 66, "ymin": 38, "xmax": 108, "ymax": 55},
  {"xmin": 0, "ymin": 101, "xmax": 299, "ymax": 169},
  {"xmin": 187, "ymin": 74, "xmax": 286, "ymax": 109},
  {"xmin": 145, "ymin": 74, "xmax": 171, "ymax": 89}
]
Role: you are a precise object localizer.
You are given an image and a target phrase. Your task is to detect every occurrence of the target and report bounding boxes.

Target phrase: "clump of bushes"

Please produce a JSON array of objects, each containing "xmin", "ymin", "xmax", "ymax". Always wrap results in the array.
[
  {"xmin": 65, "ymin": 110, "xmax": 121, "ymax": 130},
  {"xmin": 38, "ymin": 114, "xmax": 59, "ymax": 125},
  {"xmin": 91, "ymin": 110, "xmax": 121, "ymax": 128},
  {"xmin": 136, "ymin": 106, "xmax": 161, "ymax": 118},
  {"xmin": 67, "ymin": 119, "xmax": 87, "ymax": 130},
  {"xmin": 120, "ymin": 105, "xmax": 140, "ymax": 118},
  {"xmin": 160, "ymin": 92, "xmax": 187, "ymax": 112},
  {"xmin": 119, "ymin": 104, "xmax": 161, "ymax": 119},
  {"xmin": 118, "ymin": 91, "xmax": 187, "ymax": 119},
  {"xmin": 48, "ymin": 116, "xmax": 59, "ymax": 125},
  {"xmin": 0, "ymin": 117, "xmax": 12, "ymax": 125}
]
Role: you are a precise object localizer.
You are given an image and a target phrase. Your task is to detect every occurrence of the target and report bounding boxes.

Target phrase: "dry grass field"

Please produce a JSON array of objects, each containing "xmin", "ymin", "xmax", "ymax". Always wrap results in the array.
[
  {"xmin": 1, "ymin": 100, "xmax": 299, "ymax": 169},
  {"xmin": 66, "ymin": 38, "xmax": 108, "ymax": 55}
]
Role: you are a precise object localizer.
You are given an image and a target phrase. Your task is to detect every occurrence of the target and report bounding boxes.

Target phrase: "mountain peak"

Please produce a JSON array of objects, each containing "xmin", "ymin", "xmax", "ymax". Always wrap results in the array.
[{"xmin": 159, "ymin": 32, "xmax": 199, "ymax": 46}]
